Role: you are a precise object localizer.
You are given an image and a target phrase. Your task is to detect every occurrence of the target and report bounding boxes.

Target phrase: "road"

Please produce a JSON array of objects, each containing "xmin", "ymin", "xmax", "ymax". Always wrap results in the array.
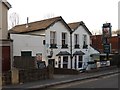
[{"xmin": 48, "ymin": 73, "xmax": 119, "ymax": 89}]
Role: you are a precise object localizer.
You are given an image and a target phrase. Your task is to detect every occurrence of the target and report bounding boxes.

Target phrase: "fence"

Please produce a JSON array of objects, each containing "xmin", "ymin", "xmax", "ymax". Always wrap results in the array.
[
  {"xmin": 19, "ymin": 66, "xmax": 53, "ymax": 83},
  {"xmin": 13, "ymin": 56, "xmax": 36, "ymax": 69}
]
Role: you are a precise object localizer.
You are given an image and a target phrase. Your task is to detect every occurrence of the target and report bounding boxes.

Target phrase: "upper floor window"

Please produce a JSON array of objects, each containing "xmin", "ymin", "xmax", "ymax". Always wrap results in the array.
[
  {"xmin": 62, "ymin": 33, "xmax": 68, "ymax": 48},
  {"xmin": 50, "ymin": 31, "xmax": 57, "ymax": 48},
  {"xmin": 74, "ymin": 34, "xmax": 79, "ymax": 48},
  {"xmin": 83, "ymin": 34, "xmax": 88, "ymax": 49}
]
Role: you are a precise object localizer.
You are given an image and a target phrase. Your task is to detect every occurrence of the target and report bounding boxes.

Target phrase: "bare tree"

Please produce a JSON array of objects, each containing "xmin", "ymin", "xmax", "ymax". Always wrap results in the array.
[
  {"xmin": 9, "ymin": 12, "xmax": 19, "ymax": 29},
  {"xmin": 112, "ymin": 29, "xmax": 120, "ymax": 35}
]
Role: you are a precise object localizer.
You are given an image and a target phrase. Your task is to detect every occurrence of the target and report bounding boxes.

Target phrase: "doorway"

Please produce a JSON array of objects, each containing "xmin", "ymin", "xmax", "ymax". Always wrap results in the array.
[
  {"xmin": 2, "ymin": 46, "xmax": 11, "ymax": 72},
  {"xmin": 78, "ymin": 56, "xmax": 82, "ymax": 68},
  {"xmin": 48, "ymin": 59, "xmax": 55, "ymax": 67}
]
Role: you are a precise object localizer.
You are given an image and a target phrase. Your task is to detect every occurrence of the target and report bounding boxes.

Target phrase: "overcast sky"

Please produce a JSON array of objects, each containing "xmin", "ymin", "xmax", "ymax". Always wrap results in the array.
[{"xmin": 7, "ymin": 0, "xmax": 119, "ymax": 34}]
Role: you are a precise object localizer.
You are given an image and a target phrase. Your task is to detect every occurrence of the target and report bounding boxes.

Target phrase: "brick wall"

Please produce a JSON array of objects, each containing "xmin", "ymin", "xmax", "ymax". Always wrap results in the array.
[
  {"xmin": 13, "ymin": 56, "xmax": 36, "ymax": 69},
  {"xmin": 2, "ymin": 71, "xmax": 11, "ymax": 85},
  {"xmin": 54, "ymin": 68, "xmax": 79, "ymax": 75},
  {"xmin": 2, "ymin": 65, "xmax": 54, "ymax": 85}
]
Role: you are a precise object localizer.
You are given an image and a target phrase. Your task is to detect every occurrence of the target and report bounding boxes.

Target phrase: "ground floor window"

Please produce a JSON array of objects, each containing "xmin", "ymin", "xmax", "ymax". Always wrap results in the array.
[
  {"xmin": 48, "ymin": 59, "xmax": 55, "ymax": 67},
  {"xmin": 74, "ymin": 56, "xmax": 77, "ymax": 69},
  {"xmin": 58, "ymin": 56, "xmax": 61, "ymax": 68},
  {"xmin": 63, "ymin": 56, "xmax": 68, "ymax": 68},
  {"xmin": 78, "ymin": 56, "xmax": 82, "ymax": 68}
]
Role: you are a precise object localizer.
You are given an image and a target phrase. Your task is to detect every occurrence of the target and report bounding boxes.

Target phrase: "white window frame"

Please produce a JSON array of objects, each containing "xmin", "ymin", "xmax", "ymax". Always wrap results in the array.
[
  {"xmin": 50, "ymin": 31, "xmax": 56, "ymax": 44},
  {"xmin": 62, "ymin": 32, "xmax": 67, "ymax": 45},
  {"xmin": 83, "ymin": 34, "xmax": 87, "ymax": 45},
  {"xmin": 74, "ymin": 34, "xmax": 79, "ymax": 45}
]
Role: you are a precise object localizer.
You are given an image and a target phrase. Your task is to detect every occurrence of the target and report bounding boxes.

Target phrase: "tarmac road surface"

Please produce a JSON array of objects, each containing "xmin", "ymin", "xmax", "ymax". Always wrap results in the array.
[{"xmin": 49, "ymin": 73, "xmax": 119, "ymax": 89}]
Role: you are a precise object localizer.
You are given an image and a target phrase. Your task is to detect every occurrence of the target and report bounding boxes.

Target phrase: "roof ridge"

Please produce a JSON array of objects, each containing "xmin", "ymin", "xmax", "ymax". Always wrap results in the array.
[{"xmin": 12, "ymin": 16, "xmax": 62, "ymax": 28}]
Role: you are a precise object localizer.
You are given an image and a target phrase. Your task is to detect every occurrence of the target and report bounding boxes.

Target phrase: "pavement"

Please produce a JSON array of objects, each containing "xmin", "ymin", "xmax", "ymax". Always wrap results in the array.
[{"xmin": 2, "ymin": 66, "xmax": 119, "ymax": 90}]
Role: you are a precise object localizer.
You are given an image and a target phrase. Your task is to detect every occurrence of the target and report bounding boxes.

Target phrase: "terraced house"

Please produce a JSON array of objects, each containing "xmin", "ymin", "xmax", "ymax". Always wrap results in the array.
[{"xmin": 9, "ymin": 16, "xmax": 99, "ymax": 70}]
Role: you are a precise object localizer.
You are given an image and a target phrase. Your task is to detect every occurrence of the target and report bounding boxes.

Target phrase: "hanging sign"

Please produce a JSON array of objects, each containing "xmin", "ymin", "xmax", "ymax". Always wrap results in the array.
[{"xmin": 36, "ymin": 53, "xmax": 42, "ymax": 61}]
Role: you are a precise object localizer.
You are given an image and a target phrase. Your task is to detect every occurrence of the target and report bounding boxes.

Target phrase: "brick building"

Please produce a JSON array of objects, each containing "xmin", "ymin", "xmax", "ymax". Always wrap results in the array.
[{"xmin": 90, "ymin": 34, "xmax": 120, "ymax": 54}]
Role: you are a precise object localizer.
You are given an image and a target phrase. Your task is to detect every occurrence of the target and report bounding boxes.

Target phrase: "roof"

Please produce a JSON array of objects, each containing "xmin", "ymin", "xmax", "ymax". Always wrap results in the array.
[
  {"xmin": 73, "ymin": 51, "xmax": 85, "ymax": 56},
  {"xmin": 56, "ymin": 51, "xmax": 71, "ymax": 56},
  {"xmin": 9, "ymin": 16, "xmax": 71, "ymax": 34},
  {"xmin": 2, "ymin": 0, "xmax": 11, "ymax": 9},
  {"xmin": 68, "ymin": 21, "xmax": 92, "ymax": 35}
]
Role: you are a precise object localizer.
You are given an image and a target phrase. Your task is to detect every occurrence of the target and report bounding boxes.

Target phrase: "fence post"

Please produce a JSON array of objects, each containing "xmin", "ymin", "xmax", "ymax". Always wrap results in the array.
[{"xmin": 11, "ymin": 68, "xmax": 19, "ymax": 84}]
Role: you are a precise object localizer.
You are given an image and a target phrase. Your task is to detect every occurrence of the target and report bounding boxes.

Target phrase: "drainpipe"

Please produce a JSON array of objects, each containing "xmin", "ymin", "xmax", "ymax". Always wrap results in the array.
[
  {"xmin": 118, "ymin": 34, "xmax": 120, "ymax": 54},
  {"xmin": 70, "ymin": 31, "xmax": 73, "ymax": 69}
]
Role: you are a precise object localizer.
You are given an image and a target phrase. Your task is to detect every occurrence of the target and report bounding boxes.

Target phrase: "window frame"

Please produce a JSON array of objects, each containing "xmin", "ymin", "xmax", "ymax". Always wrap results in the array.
[
  {"xmin": 50, "ymin": 31, "xmax": 56, "ymax": 45},
  {"xmin": 74, "ymin": 34, "xmax": 79, "ymax": 45},
  {"xmin": 21, "ymin": 51, "xmax": 32, "ymax": 56},
  {"xmin": 83, "ymin": 34, "xmax": 87, "ymax": 45},
  {"xmin": 62, "ymin": 32, "xmax": 67, "ymax": 45}
]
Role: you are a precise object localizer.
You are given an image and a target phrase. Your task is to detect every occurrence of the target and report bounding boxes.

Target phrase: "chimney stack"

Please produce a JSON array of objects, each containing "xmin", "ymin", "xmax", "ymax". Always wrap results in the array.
[{"xmin": 26, "ymin": 17, "xmax": 29, "ymax": 28}]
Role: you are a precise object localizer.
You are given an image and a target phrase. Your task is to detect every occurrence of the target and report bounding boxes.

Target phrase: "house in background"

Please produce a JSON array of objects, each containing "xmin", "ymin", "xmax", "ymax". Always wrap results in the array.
[
  {"xmin": 90, "ymin": 34, "xmax": 120, "ymax": 67},
  {"xmin": 68, "ymin": 21, "xmax": 99, "ymax": 70},
  {"xmin": 90, "ymin": 34, "xmax": 120, "ymax": 54},
  {"xmin": 0, "ymin": 0, "xmax": 12, "ymax": 72},
  {"xmin": 9, "ymin": 16, "xmax": 72, "ymax": 69},
  {"xmin": 9, "ymin": 16, "xmax": 100, "ymax": 70}
]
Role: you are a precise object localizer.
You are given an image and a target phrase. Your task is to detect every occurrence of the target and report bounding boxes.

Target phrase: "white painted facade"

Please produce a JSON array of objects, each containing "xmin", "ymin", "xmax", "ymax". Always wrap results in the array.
[
  {"xmin": 72, "ymin": 25, "xmax": 99, "ymax": 70},
  {"xmin": 10, "ymin": 18, "xmax": 99, "ymax": 70},
  {"xmin": 45, "ymin": 21, "xmax": 71, "ymax": 68},
  {"xmin": 10, "ymin": 21, "xmax": 71, "ymax": 68},
  {"xmin": 10, "ymin": 34, "xmax": 46, "ymax": 62}
]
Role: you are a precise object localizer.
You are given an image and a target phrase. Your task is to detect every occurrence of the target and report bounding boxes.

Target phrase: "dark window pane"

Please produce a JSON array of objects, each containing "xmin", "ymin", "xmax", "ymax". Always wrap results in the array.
[{"xmin": 21, "ymin": 51, "xmax": 32, "ymax": 56}]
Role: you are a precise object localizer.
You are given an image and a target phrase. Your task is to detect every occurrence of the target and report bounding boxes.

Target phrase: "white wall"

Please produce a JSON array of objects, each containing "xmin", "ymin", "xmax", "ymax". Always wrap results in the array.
[
  {"xmin": 45, "ymin": 21, "xmax": 70, "ymax": 58},
  {"xmin": 72, "ymin": 26, "xmax": 90, "ymax": 48},
  {"xmin": 71, "ymin": 25, "xmax": 92, "ymax": 69},
  {"xmin": 72, "ymin": 26, "xmax": 91, "ymax": 54},
  {"xmin": 45, "ymin": 21, "xmax": 71, "ymax": 67},
  {"xmin": 10, "ymin": 34, "xmax": 46, "ymax": 61}
]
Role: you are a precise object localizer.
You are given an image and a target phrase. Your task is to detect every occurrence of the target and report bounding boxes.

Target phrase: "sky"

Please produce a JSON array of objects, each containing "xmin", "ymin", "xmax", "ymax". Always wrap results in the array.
[{"xmin": 7, "ymin": 0, "xmax": 119, "ymax": 34}]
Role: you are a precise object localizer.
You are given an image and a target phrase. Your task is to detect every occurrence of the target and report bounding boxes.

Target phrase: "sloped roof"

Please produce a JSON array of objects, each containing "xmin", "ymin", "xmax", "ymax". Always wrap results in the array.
[
  {"xmin": 9, "ymin": 16, "xmax": 71, "ymax": 34},
  {"xmin": 56, "ymin": 51, "xmax": 71, "ymax": 56},
  {"xmin": 2, "ymin": 0, "xmax": 11, "ymax": 9},
  {"xmin": 73, "ymin": 51, "xmax": 85, "ymax": 56},
  {"xmin": 68, "ymin": 21, "xmax": 92, "ymax": 35}
]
